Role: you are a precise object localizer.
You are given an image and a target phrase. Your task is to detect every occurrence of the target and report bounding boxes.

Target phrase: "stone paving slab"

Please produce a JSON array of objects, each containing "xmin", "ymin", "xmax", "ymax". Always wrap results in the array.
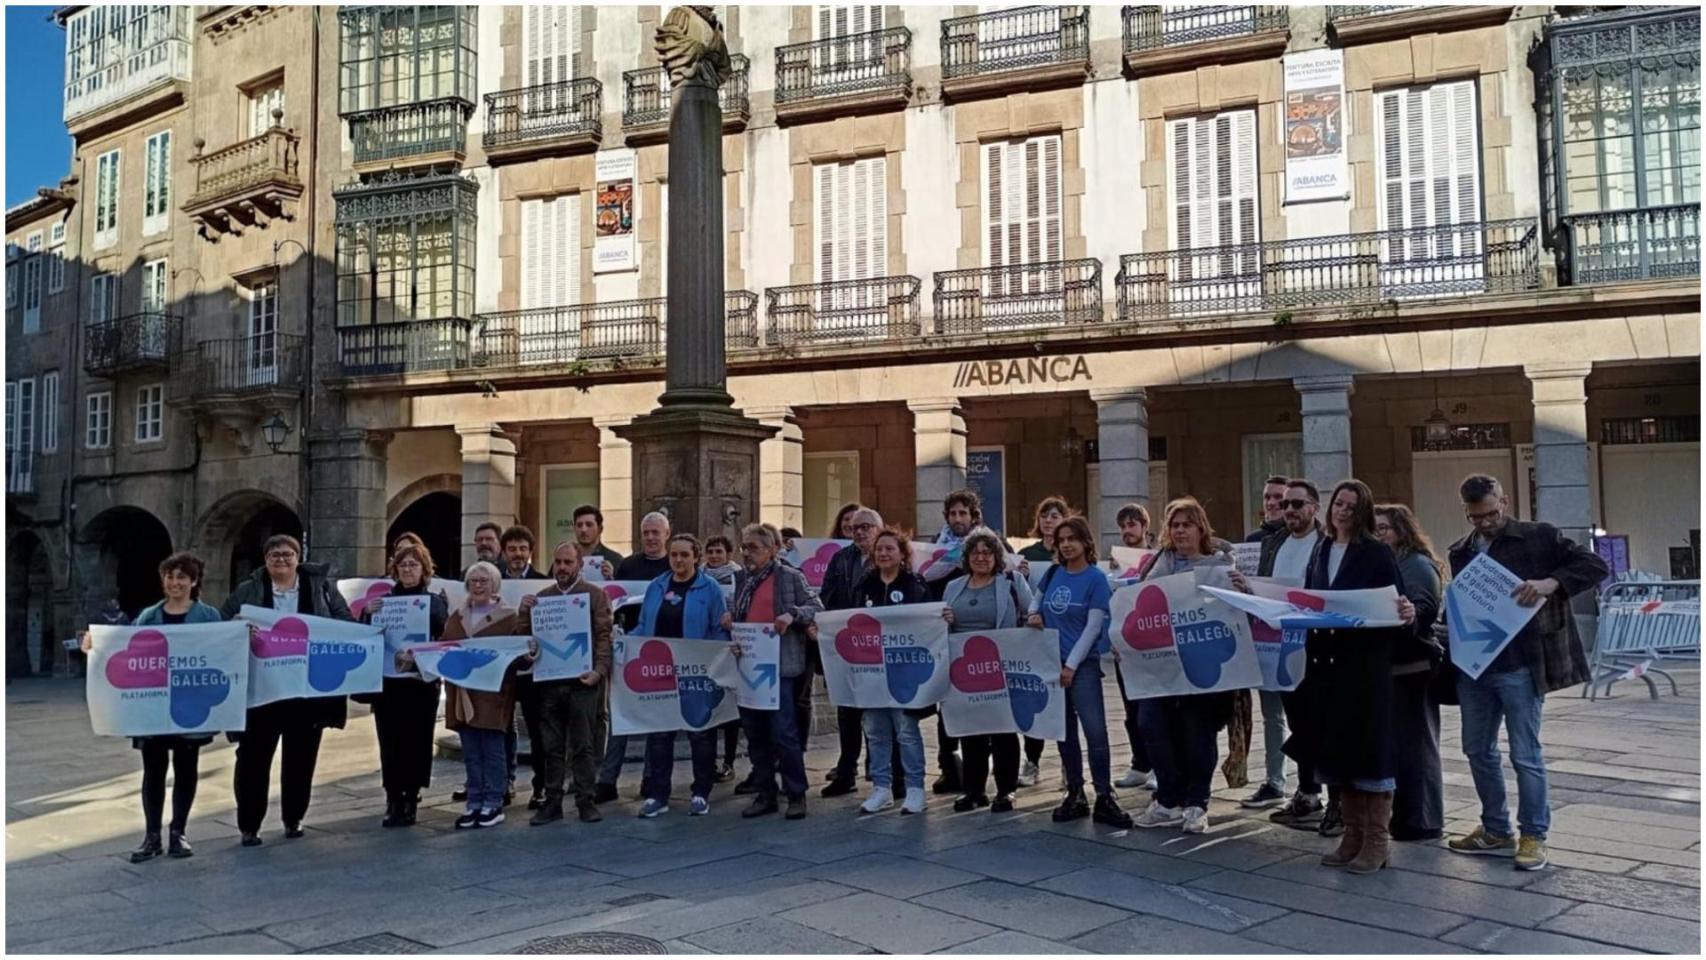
[
  {"xmin": 1539, "ymin": 901, "xmax": 1704, "ymax": 954},
  {"xmin": 1240, "ymin": 912, "xmax": 1472, "ymax": 954},
  {"xmin": 1064, "ymin": 915, "xmax": 1302, "ymax": 954},
  {"xmin": 777, "ymin": 891, "xmax": 999, "ymax": 954},
  {"xmin": 911, "ymin": 879, "xmax": 1135, "ymax": 941},
  {"xmin": 1439, "ymin": 918, "xmax": 1643, "ymax": 954},
  {"xmin": 1035, "ymin": 866, "xmax": 1287, "ymax": 933}
]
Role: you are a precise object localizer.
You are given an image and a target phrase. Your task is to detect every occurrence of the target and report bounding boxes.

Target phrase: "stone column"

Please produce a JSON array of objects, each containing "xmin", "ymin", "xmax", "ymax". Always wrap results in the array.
[
  {"xmin": 308, "ymin": 429, "xmax": 391, "ymax": 578},
  {"xmin": 750, "ymin": 404, "xmax": 804, "ymax": 531},
  {"xmin": 594, "ymin": 415, "xmax": 635, "ymax": 556},
  {"xmin": 909, "ymin": 398, "xmax": 967, "ymax": 538},
  {"xmin": 1526, "ymin": 362, "xmax": 1595, "ymax": 542},
  {"xmin": 1295, "ymin": 375, "xmax": 1356, "ymax": 491},
  {"xmin": 660, "ymin": 63, "xmax": 730, "ymax": 409},
  {"xmin": 1092, "ymin": 387, "xmax": 1150, "ymax": 549},
  {"xmin": 457, "ymin": 423, "xmax": 517, "ymax": 571}
]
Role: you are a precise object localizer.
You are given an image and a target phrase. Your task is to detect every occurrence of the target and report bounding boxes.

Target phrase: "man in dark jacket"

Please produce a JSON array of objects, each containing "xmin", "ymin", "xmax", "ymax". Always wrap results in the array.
[
  {"xmin": 1444, "ymin": 474, "xmax": 1607, "ymax": 872},
  {"xmin": 500, "ymin": 523, "xmax": 546, "ymax": 807},
  {"xmin": 1244, "ymin": 475, "xmax": 1289, "ymax": 543},
  {"xmin": 818, "ymin": 507, "xmax": 881, "ymax": 798}
]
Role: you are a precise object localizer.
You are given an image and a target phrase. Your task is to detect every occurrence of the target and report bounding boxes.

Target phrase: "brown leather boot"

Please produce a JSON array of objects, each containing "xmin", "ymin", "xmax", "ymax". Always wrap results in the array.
[
  {"xmin": 1320, "ymin": 789, "xmax": 1364, "ymax": 867},
  {"xmin": 1348, "ymin": 792, "xmax": 1393, "ymax": 874}
]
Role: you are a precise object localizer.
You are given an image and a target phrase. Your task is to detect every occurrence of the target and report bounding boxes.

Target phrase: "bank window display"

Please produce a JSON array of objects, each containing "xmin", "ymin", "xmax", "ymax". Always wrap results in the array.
[
  {"xmin": 85, "ymin": 391, "xmax": 112, "ymax": 450},
  {"xmin": 804, "ymin": 451, "xmax": 860, "ymax": 538},
  {"xmin": 541, "ymin": 463, "xmax": 599, "ymax": 549},
  {"xmin": 1166, "ymin": 109, "xmax": 1258, "ymax": 293}
]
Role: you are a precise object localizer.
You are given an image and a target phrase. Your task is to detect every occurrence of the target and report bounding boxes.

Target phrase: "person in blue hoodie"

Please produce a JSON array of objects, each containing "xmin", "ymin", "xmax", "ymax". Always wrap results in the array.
[{"xmin": 635, "ymin": 533, "xmax": 731, "ymax": 818}]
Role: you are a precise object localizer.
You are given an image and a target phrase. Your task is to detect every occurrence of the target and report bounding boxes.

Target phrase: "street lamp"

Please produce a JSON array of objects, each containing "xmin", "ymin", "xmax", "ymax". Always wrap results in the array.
[{"xmin": 261, "ymin": 411, "xmax": 292, "ymax": 454}]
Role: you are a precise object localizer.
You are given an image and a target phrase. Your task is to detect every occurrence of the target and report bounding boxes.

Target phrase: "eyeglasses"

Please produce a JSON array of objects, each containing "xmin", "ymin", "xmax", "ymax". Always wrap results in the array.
[
  {"xmin": 852, "ymin": 522, "xmax": 876, "ymax": 531},
  {"xmin": 1466, "ymin": 508, "xmax": 1502, "ymax": 523},
  {"xmin": 1281, "ymin": 499, "xmax": 1316, "ymax": 510},
  {"xmin": 266, "ymin": 551, "xmax": 297, "ymax": 561}
]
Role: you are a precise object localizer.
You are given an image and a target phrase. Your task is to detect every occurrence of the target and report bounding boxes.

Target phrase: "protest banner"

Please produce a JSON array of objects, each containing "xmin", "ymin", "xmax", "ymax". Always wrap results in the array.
[
  {"xmin": 339, "ymin": 577, "xmax": 464, "ymax": 617},
  {"xmin": 610, "ymin": 636, "xmax": 740, "ymax": 734},
  {"xmin": 731, "ymin": 622, "xmax": 781, "ymax": 710},
  {"xmin": 369, "ymin": 594, "xmax": 431, "ymax": 678},
  {"xmin": 408, "ymin": 636, "xmax": 534, "ymax": 692},
  {"xmin": 816, "ymin": 603, "xmax": 950, "ymax": 709},
  {"xmin": 1445, "ymin": 553, "xmax": 1542, "ymax": 680},
  {"xmin": 1231, "ymin": 542, "xmax": 1262, "ymax": 576},
  {"xmin": 1201, "ymin": 581, "xmax": 1404, "ymax": 629},
  {"xmin": 86, "ymin": 623, "xmax": 249, "ymax": 737},
  {"xmin": 912, "ymin": 541, "xmax": 962, "ymax": 582},
  {"xmin": 238, "ymin": 605, "xmax": 385, "ymax": 707},
  {"xmin": 941, "ymin": 628, "xmax": 1065, "ymax": 741},
  {"xmin": 498, "ymin": 579, "xmax": 556, "ymax": 609},
  {"xmin": 1110, "ymin": 570, "xmax": 1262, "ymax": 699},
  {"xmin": 1107, "ymin": 546, "xmax": 1156, "ymax": 580},
  {"xmin": 783, "ymin": 538, "xmax": 851, "ymax": 589},
  {"xmin": 529, "ymin": 593, "xmax": 593, "ymax": 682},
  {"xmin": 596, "ymin": 581, "xmax": 655, "ymax": 614}
]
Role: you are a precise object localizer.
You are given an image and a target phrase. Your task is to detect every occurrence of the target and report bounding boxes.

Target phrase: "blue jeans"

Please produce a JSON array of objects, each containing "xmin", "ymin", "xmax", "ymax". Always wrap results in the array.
[
  {"xmin": 741, "ymin": 675, "xmax": 808, "ymax": 800},
  {"xmin": 1457, "ymin": 666, "xmax": 1549, "ymax": 839},
  {"xmin": 1059, "ymin": 657, "xmax": 1112, "ymax": 795},
  {"xmin": 458, "ymin": 728, "xmax": 508, "ymax": 813},
  {"xmin": 1256, "ymin": 689, "xmax": 1288, "ymax": 791},
  {"xmin": 641, "ymin": 730, "xmax": 718, "ymax": 803},
  {"xmin": 862, "ymin": 709, "xmax": 924, "ymax": 790},
  {"xmin": 1139, "ymin": 694, "xmax": 1221, "ymax": 810},
  {"xmin": 598, "ymin": 734, "xmax": 630, "ymax": 787}
]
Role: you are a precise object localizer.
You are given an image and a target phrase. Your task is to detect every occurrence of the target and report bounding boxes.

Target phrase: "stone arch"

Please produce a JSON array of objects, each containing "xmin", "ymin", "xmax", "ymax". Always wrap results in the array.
[
  {"xmin": 386, "ymin": 473, "xmax": 462, "ymax": 528},
  {"xmin": 387, "ymin": 486, "xmax": 463, "ymax": 580},
  {"xmin": 6, "ymin": 530, "xmax": 55, "ymax": 677},
  {"xmin": 76, "ymin": 505, "xmax": 175, "ymax": 622},
  {"xmin": 191, "ymin": 489, "xmax": 305, "ymax": 603}
]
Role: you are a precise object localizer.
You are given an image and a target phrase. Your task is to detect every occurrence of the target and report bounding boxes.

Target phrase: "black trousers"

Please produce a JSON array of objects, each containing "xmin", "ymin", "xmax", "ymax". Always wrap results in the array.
[
  {"xmin": 961, "ymin": 734, "xmax": 1020, "ymax": 797},
  {"xmin": 1280, "ymin": 689, "xmax": 1321, "ymax": 794},
  {"xmin": 1391, "ymin": 669, "xmax": 1443, "ymax": 836},
  {"xmin": 1024, "ymin": 736, "xmax": 1045, "ymax": 765},
  {"xmin": 511, "ymin": 674, "xmax": 544, "ymax": 791},
  {"xmin": 793, "ymin": 667, "xmax": 816, "ymax": 745},
  {"xmin": 1114, "ymin": 665, "xmax": 1151, "ymax": 773},
  {"xmin": 537, "ymin": 680, "xmax": 605, "ymax": 801},
  {"xmin": 720, "ymin": 718, "xmax": 741, "ymax": 765},
  {"xmin": 234, "ymin": 701, "xmax": 326, "ymax": 834},
  {"xmin": 1139, "ymin": 695, "xmax": 1222, "ymax": 810},
  {"xmin": 373, "ymin": 677, "xmax": 440, "ymax": 798},
  {"xmin": 139, "ymin": 740, "xmax": 200, "ymax": 834},
  {"xmin": 833, "ymin": 706, "xmax": 864, "ymax": 781},
  {"xmin": 937, "ymin": 721, "xmax": 961, "ymax": 777}
]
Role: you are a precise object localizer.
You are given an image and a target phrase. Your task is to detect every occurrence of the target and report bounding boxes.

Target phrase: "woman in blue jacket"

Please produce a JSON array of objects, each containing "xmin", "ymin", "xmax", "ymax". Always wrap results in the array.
[{"xmin": 635, "ymin": 533, "xmax": 731, "ymax": 818}]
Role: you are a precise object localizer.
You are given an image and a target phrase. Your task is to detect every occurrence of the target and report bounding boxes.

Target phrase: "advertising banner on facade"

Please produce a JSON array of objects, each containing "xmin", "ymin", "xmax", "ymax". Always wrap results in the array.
[
  {"xmin": 816, "ymin": 603, "xmax": 951, "ymax": 709},
  {"xmin": 967, "ymin": 447, "xmax": 1006, "ymax": 535},
  {"xmin": 611, "ymin": 636, "xmax": 740, "ymax": 734},
  {"xmin": 594, "ymin": 148, "xmax": 637, "ymax": 272},
  {"xmin": 941, "ymin": 628, "xmax": 1065, "ymax": 741},
  {"xmin": 1283, "ymin": 49, "xmax": 1348, "ymax": 202},
  {"xmin": 238, "ymin": 606, "xmax": 385, "ymax": 707},
  {"xmin": 1110, "ymin": 570, "xmax": 1262, "ymax": 699},
  {"xmin": 86, "ymin": 623, "xmax": 249, "ymax": 738}
]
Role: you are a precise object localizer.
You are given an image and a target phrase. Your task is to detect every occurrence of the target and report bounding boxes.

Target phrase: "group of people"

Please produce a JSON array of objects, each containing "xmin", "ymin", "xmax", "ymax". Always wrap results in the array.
[{"xmin": 92, "ymin": 472, "xmax": 1604, "ymax": 880}]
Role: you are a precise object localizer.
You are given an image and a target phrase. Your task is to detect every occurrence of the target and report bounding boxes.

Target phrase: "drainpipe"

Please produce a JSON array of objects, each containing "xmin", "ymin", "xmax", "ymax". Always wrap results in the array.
[{"xmin": 300, "ymin": 5, "xmax": 322, "ymax": 559}]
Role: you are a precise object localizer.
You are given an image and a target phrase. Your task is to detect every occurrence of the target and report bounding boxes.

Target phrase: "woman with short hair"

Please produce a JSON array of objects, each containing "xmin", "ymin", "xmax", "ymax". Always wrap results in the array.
[
  {"xmin": 359, "ymin": 543, "xmax": 449, "ymax": 828},
  {"xmin": 851, "ymin": 528, "xmax": 932, "ymax": 815},
  {"xmin": 941, "ymin": 528, "xmax": 1033, "ymax": 813}
]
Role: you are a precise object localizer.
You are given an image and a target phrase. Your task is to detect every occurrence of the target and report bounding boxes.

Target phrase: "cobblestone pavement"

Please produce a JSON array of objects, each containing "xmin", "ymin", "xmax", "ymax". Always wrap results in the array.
[{"xmin": 7, "ymin": 669, "xmax": 1700, "ymax": 954}]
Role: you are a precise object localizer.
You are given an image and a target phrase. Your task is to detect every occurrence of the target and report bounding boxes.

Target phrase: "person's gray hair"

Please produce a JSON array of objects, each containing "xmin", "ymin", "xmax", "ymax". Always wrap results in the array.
[
  {"xmin": 463, "ymin": 560, "xmax": 503, "ymax": 590},
  {"xmin": 853, "ymin": 507, "xmax": 882, "ymax": 527},
  {"xmin": 961, "ymin": 527, "xmax": 1005, "ymax": 566},
  {"xmin": 640, "ymin": 511, "xmax": 671, "ymax": 530},
  {"xmin": 741, "ymin": 523, "xmax": 778, "ymax": 548}
]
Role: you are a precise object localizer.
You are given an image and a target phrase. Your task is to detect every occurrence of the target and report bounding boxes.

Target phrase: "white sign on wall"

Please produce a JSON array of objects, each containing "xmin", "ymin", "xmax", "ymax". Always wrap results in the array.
[
  {"xmin": 594, "ymin": 149, "xmax": 637, "ymax": 273},
  {"xmin": 1283, "ymin": 49, "xmax": 1349, "ymax": 203}
]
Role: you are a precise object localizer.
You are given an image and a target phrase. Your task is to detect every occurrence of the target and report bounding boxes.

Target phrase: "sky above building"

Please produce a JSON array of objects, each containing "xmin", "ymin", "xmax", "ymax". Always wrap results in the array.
[{"xmin": 6, "ymin": 6, "xmax": 72, "ymax": 207}]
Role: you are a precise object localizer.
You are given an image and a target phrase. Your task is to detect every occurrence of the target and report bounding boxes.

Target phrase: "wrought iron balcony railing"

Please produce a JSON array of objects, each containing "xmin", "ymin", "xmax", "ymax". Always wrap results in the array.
[
  {"xmin": 934, "ymin": 260, "xmax": 1102, "ymax": 334},
  {"xmin": 623, "ymin": 55, "xmax": 749, "ymax": 132},
  {"xmin": 346, "ymin": 97, "xmax": 471, "ymax": 166},
  {"xmin": 84, "ymin": 312, "xmax": 182, "ymax": 377},
  {"xmin": 1122, "ymin": 5, "xmax": 1288, "ymax": 52},
  {"xmin": 337, "ymin": 319, "xmax": 473, "ymax": 377},
  {"xmin": 941, "ymin": 6, "xmax": 1090, "ymax": 81},
  {"xmin": 1115, "ymin": 219, "xmax": 1539, "ymax": 322},
  {"xmin": 725, "ymin": 290, "xmax": 760, "ymax": 349},
  {"xmin": 766, "ymin": 276, "xmax": 922, "ymax": 346},
  {"xmin": 472, "ymin": 292, "xmax": 758, "ymax": 371},
  {"xmin": 1561, "ymin": 204, "xmax": 1700, "ymax": 285},
  {"xmin": 483, "ymin": 78, "xmax": 602, "ymax": 152},
  {"xmin": 775, "ymin": 27, "xmax": 913, "ymax": 106},
  {"xmin": 173, "ymin": 334, "xmax": 305, "ymax": 401},
  {"xmin": 186, "ymin": 126, "xmax": 302, "ymax": 211}
]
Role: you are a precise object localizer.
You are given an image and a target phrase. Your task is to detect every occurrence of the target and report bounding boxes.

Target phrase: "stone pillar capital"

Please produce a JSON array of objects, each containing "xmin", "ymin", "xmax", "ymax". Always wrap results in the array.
[
  {"xmin": 1523, "ymin": 362, "xmax": 1595, "ymax": 383},
  {"xmin": 745, "ymin": 404, "xmax": 797, "ymax": 424},
  {"xmin": 906, "ymin": 397, "xmax": 964, "ymax": 417},
  {"xmin": 1089, "ymin": 386, "xmax": 1149, "ymax": 406},
  {"xmin": 1293, "ymin": 374, "xmax": 1357, "ymax": 395}
]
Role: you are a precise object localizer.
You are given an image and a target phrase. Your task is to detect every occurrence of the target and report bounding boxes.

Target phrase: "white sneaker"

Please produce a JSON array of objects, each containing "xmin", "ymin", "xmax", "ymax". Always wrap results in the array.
[
  {"xmin": 1134, "ymin": 800, "xmax": 1183, "ymax": 829},
  {"xmin": 1181, "ymin": 806, "xmax": 1209, "ymax": 834},
  {"xmin": 901, "ymin": 791, "xmax": 926, "ymax": 815},
  {"xmin": 1017, "ymin": 761, "xmax": 1039, "ymax": 787},
  {"xmin": 859, "ymin": 787, "xmax": 894, "ymax": 815},
  {"xmin": 1114, "ymin": 767, "xmax": 1149, "ymax": 789},
  {"xmin": 1143, "ymin": 772, "xmax": 1158, "ymax": 791}
]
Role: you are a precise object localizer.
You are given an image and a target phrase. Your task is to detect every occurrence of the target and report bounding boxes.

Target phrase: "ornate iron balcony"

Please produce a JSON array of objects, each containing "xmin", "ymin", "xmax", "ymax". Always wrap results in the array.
[
  {"xmin": 1115, "ymin": 219, "xmax": 1539, "ymax": 322},
  {"xmin": 472, "ymin": 292, "xmax": 759, "ymax": 371},
  {"xmin": 934, "ymin": 260, "xmax": 1102, "ymax": 334},
  {"xmin": 173, "ymin": 334, "xmax": 305, "ymax": 401},
  {"xmin": 84, "ymin": 312, "xmax": 182, "ymax": 377},
  {"xmin": 1122, "ymin": 5, "xmax": 1288, "ymax": 52},
  {"xmin": 483, "ymin": 78, "xmax": 602, "ymax": 157},
  {"xmin": 941, "ymin": 6, "xmax": 1090, "ymax": 85},
  {"xmin": 346, "ymin": 97, "xmax": 472, "ymax": 168},
  {"xmin": 775, "ymin": 27, "xmax": 913, "ymax": 116},
  {"xmin": 765, "ymin": 276, "xmax": 922, "ymax": 346},
  {"xmin": 337, "ymin": 318, "xmax": 472, "ymax": 377},
  {"xmin": 623, "ymin": 55, "xmax": 749, "ymax": 140},
  {"xmin": 1561, "ymin": 204, "xmax": 1700, "ymax": 286},
  {"xmin": 185, "ymin": 126, "xmax": 303, "ymax": 236},
  {"xmin": 726, "ymin": 290, "xmax": 760, "ymax": 349}
]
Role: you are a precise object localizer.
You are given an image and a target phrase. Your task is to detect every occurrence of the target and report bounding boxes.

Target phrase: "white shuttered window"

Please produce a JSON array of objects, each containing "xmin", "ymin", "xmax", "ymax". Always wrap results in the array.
[
  {"xmin": 1166, "ymin": 110, "xmax": 1259, "ymax": 294},
  {"xmin": 521, "ymin": 194, "xmax": 580, "ymax": 362},
  {"xmin": 1376, "ymin": 80, "xmax": 1482, "ymax": 268},
  {"xmin": 982, "ymin": 136, "xmax": 1061, "ymax": 298},
  {"xmin": 814, "ymin": 156, "xmax": 887, "ymax": 284},
  {"xmin": 525, "ymin": 6, "xmax": 581, "ymax": 87}
]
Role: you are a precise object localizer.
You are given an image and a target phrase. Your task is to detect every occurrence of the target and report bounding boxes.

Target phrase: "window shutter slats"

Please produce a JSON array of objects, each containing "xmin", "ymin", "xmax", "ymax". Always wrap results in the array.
[
  {"xmin": 853, "ymin": 159, "xmax": 869, "ymax": 280},
  {"xmin": 868, "ymin": 157, "xmax": 887, "ymax": 278},
  {"xmin": 816, "ymin": 164, "xmax": 834, "ymax": 283}
]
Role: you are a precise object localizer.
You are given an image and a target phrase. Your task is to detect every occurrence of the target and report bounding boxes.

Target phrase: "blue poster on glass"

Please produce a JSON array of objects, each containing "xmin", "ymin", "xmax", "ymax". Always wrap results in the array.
[{"xmin": 967, "ymin": 447, "xmax": 1005, "ymax": 535}]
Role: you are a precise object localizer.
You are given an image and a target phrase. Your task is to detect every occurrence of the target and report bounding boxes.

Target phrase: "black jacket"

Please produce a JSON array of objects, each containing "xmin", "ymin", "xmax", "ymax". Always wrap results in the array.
[
  {"xmin": 1256, "ymin": 523, "xmax": 1323, "ymax": 578},
  {"xmin": 1245, "ymin": 518, "xmax": 1285, "ymax": 543},
  {"xmin": 820, "ymin": 543, "xmax": 871, "ymax": 611},
  {"xmin": 221, "ymin": 562, "xmax": 355, "ymax": 730}
]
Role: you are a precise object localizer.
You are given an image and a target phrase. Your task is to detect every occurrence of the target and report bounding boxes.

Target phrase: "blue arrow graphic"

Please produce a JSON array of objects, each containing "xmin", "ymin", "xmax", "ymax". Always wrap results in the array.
[
  {"xmin": 537, "ymin": 632, "xmax": 591, "ymax": 663},
  {"xmin": 739, "ymin": 659, "xmax": 778, "ymax": 690},
  {"xmin": 1447, "ymin": 589, "xmax": 1507, "ymax": 653}
]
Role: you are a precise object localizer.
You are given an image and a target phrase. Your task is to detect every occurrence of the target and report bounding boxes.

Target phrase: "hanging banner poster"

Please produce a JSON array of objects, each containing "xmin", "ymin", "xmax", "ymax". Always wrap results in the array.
[
  {"xmin": 407, "ymin": 636, "xmax": 534, "ymax": 692},
  {"xmin": 369, "ymin": 594, "xmax": 431, "ymax": 678},
  {"xmin": 1445, "ymin": 553, "xmax": 1543, "ymax": 680},
  {"xmin": 731, "ymin": 623, "xmax": 781, "ymax": 711},
  {"xmin": 913, "ymin": 541, "xmax": 964, "ymax": 583},
  {"xmin": 238, "ymin": 605, "xmax": 384, "ymax": 707},
  {"xmin": 596, "ymin": 581, "xmax": 656, "ymax": 614},
  {"xmin": 594, "ymin": 148, "xmax": 637, "ymax": 273},
  {"xmin": 1107, "ymin": 546, "xmax": 1156, "ymax": 580},
  {"xmin": 816, "ymin": 603, "xmax": 950, "ymax": 709},
  {"xmin": 966, "ymin": 447, "xmax": 1007, "ymax": 536},
  {"xmin": 86, "ymin": 623, "xmax": 249, "ymax": 738},
  {"xmin": 339, "ymin": 578, "xmax": 463, "ymax": 617},
  {"xmin": 1201, "ymin": 580, "xmax": 1404, "ymax": 629},
  {"xmin": 782, "ymin": 538, "xmax": 851, "ymax": 589},
  {"xmin": 529, "ymin": 593, "xmax": 593, "ymax": 682},
  {"xmin": 611, "ymin": 636, "xmax": 740, "ymax": 734},
  {"xmin": 941, "ymin": 628, "xmax": 1066, "ymax": 741},
  {"xmin": 1110, "ymin": 571, "xmax": 1262, "ymax": 699},
  {"xmin": 1283, "ymin": 48, "xmax": 1348, "ymax": 203}
]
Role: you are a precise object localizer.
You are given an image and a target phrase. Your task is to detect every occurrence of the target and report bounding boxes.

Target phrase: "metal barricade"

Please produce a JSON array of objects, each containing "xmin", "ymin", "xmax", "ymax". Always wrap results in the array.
[{"xmin": 1582, "ymin": 580, "xmax": 1700, "ymax": 700}]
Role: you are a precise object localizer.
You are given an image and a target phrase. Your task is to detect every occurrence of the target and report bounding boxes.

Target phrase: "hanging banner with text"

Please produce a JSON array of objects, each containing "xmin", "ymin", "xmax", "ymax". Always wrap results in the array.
[
  {"xmin": 407, "ymin": 636, "xmax": 534, "ymax": 692},
  {"xmin": 86, "ymin": 623, "xmax": 250, "ymax": 738},
  {"xmin": 529, "ymin": 593, "xmax": 594, "ymax": 682},
  {"xmin": 611, "ymin": 636, "xmax": 740, "ymax": 734},
  {"xmin": 238, "ymin": 605, "xmax": 385, "ymax": 707},
  {"xmin": 941, "ymin": 628, "xmax": 1066, "ymax": 741},
  {"xmin": 339, "ymin": 578, "xmax": 464, "ymax": 618},
  {"xmin": 369, "ymin": 594, "xmax": 432, "ymax": 678},
  {"xmin": 782, "ymin": 538, "xmax": 851, "ymax": 589},
  {"xmin": 1445, "ymin": 553, "xmax": 1542, "ymax": 680},
  {"xmin": 731, "ymin": 623, "xmax": 781, "ymax": 711},
  {"xmin": 816, "ymin": 603, "xmax": 951, "ymax": 709},
  {"xmin": 594, "ymin": 148, "xmax": 637, "ymax": 272},
  {"xmin": 1107, "ymin": 546, "xmax": 1157, "ymax": 581},
  {"xmin": 1283, "ymin": 48, "xmax": 1348, "ymax": 202},
  {"xmin": 1110, "ymin": 571, "xmax": 1262, "ymax": 699},
  {"xmin": 967, "ymin": 447, "xmax": 1006, "ymax": 536}
]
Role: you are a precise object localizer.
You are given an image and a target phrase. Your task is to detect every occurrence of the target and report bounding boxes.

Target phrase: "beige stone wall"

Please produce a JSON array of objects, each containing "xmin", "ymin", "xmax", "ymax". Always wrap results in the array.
[
  {"xmin": 787, "ymin": 114, "xmax": 907, "ymax": 284},
  {"xmin": 954, "ymin": 87, "xmax": 1089, "ymax": 268}
]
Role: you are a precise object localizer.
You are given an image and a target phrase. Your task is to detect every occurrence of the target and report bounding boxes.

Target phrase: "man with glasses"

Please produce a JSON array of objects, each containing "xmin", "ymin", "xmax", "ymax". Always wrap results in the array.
[
  {"xmin": 1444, "ymin": 474, "xmax": 1606, "ymax": 872},
  {"xmin": 818, "ymin": 507, "xmax": 889, "ymax": 798}
]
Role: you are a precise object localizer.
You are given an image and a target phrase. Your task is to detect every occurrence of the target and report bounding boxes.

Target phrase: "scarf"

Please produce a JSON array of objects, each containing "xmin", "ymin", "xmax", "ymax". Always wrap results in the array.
[{"xmin": 732, "ymin": 561, "xmax": 776, "ymax": 621}]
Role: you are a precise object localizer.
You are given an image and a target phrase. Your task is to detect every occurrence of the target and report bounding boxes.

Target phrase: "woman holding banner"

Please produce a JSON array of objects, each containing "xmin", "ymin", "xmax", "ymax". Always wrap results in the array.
[
  {"xmin": 635, "ymin": 534, "xmax": 731, "ymax": 819},
  {"xmin": 851, "ymin": 528, "xmax": 932, "ymax": 814},
  {"xmin": 941, "ymin": 528, "xmax": 1033, "ymax": 813},
  {"xmin": 1131, "ymin": 499, "xmax": 1237, "ymax": 835},
  {"xmin": 1295, "ymin": 480, "xmax": 1415, "ymax": 875},
  {"xmin": 81, "ymin": 551, "xmax": 226, "ymax": 862},
  {"xmin": 221, "ymin": 534, "xmax": 355, "ymax": 847},
  {"xmin": 359, "ymin": 544, "xmax": 448, "ymax": 828},
  {"xmin": 435, "ymin": 561, "xmax": 533, "ymax": 829},
  {"xmin": 1375, "ymin": 503, "xmax": 1445, "ymax": 843}
]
